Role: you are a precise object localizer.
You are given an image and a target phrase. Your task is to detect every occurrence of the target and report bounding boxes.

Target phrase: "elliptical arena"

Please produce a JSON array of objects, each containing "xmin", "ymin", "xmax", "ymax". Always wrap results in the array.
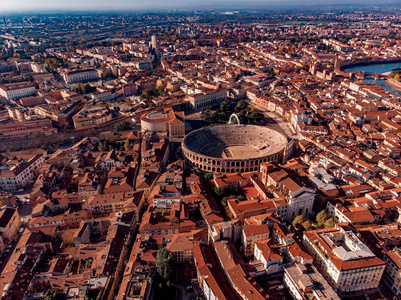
[{"xmin": 182, "ymin": 124, "xmax": 294, "ymax": 174}]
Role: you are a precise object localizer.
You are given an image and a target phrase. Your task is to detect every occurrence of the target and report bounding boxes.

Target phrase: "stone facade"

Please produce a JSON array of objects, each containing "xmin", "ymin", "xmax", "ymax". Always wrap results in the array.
[{"xmin": 182, "ymin": 124, "xmax": 292, "ymax": 174}]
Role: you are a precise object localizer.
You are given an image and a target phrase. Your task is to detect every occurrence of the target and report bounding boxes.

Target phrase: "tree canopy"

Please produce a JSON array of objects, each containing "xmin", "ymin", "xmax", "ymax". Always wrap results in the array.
[
  {"xmin": 115, "ymin": 121, "xmax": 132, "ymax": 132},
  {"xmin": 156, "ymin": 247, "xmax": 174, "ymax": 280},
  {"xmin": 45, "ymin": 289, "xmax": 60, "ymax": 300},
  {"xmin": 293, "ymin": 215, "xmax": 306, "ymax": 230},
  {"xmin": 200, "ymin": 100, "xmax": 263, "ymax": 125},
  {"xmin": 302, "ymin": 220, "xmax": 313, "ymax": 231},
  {"xmin": 324, "ymin": 218, "xmax": 335, "ymax": 229},
  {"xmin": 391, "ymin": 67, "xmax": 401, "ymax": 81},
  {"xmin": 316, "ymin": 210, "xmax": 328, "ymax": 227},
  {"xmin": 204, "ymin": 173, "xmax": 213, "ymax": 181},
  {"xmin": 72, "ymin": 82, "xmax": 96, "ymax": 94},
  {"xmin": 124, "ymin": 139, "xmax": 133, "ymax": 151}
]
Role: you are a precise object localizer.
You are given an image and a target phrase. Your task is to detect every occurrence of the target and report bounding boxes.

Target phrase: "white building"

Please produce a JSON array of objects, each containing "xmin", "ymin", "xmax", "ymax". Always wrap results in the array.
[
  {"xmin": 283, "ymin": 262, "xmax": 340, "ymax": 300},
  {"xmin": 284, "ymin": 187, "xmax": 316, "ymax": 221},
  {"xmin": 62, "ymin": 69, "xmax": 99, "ymax": 84},
  {"xmin": 208, "ymin": 220, "xmax": 242, "ymax": 243},
  {"xmin": 303, "ymin": 229, "xmax": 385, "ymax": 294},
  {"xmin": 140, "ymin": 108, "xmax": 185, "ymax": 137},
  {"xmin": 188, "ymin": 88, "xmax": 227, "ymax": 108},
  {"xmin": 0, "ymin": 82, "xmax": 36, "ymax": 100},
  {"xmin": 151, "ymin": 35, "xmax": 157, "ymax": 49},
  {"xmin": 0, "ymin": 154, "xmax": 45, "ymax": 192},
  {"xmin": 254, "ymin": 239, "xmax": 283, "ymax": 275},
  {"xmin": 152, "ymin": 186, "xmax": 181, "ymax": 208},
  {"xmin": 95, "ymin": 151, "xmax": 122, "ymax": 172},
  {"xmin": 260, "ymin": 164, "xmax": 316, "ymax": 221}
]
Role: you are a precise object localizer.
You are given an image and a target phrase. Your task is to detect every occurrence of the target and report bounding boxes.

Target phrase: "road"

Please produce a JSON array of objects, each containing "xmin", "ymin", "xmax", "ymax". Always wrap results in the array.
[{"xmin": 175, "ymin": 263, "xmax": 196, "ymax": 300}]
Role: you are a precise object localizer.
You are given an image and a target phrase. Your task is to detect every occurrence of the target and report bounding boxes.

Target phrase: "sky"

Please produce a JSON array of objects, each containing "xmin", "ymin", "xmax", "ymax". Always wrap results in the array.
[{"xmin": 1, "ymin": 0, "xmax": 397, "ymax": 12}]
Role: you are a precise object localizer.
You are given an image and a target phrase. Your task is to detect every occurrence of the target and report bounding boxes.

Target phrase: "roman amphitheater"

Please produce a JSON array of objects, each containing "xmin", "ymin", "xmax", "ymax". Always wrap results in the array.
[{"xmin": 182, "ymin": 124, "xmax": 293, "ymax": 174}]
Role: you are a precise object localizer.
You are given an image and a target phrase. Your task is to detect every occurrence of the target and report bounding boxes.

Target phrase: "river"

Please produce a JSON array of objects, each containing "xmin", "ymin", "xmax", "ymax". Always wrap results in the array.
[{"xmin": 344, "ymin": 62, "xmax": 401, "ymax": 96}]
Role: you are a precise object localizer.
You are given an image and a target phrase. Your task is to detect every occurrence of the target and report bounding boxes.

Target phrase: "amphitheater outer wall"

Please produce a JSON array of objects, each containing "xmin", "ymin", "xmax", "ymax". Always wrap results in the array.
[{"xmin": 182, "ymin": 124, "xmax": 291, "ymax": 174}]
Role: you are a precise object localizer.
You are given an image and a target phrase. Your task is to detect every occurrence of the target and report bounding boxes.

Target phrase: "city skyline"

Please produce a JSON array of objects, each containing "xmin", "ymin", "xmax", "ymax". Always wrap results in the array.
[
  {"xmin": 2, "ymin": 0, "xmax": 399, "ymax": 12},
  {"xmin": 1, "ymin": 5, "xmax": 401, "ymax": 300}
]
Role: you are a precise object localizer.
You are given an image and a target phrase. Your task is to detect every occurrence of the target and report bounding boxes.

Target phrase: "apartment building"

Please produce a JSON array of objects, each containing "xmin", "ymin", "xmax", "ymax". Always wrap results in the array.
[
  {"xmin": 283, "ymin": 262, "xmax": 340, "ymax": 300},
  {"xmin": 241, "ymin": 224, "xmax": 269, "ymax": 257},
  {"xmin": 193, "ymin": 242, "xmax": 236, "ymax": 300},
  {"xmin": 72, "ymin": 103, "xmax": 113, "ymax": 129},
  {"xmin": 382, "ymin": 250, "xmax": 401, "ymax": 296},
  {"xmin": 303, "ymin": 229, "xmax": 385, "ymax": 294},
  {"xmin": 0, "ymin": 154, "xmax": 45, "ymax": 192}
]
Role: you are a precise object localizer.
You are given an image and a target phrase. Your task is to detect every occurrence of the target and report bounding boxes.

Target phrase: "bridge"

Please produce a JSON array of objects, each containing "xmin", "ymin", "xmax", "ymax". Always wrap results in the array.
[{"xmin": 345, "ymin": 70, "xmax": 390, "ymax": 80}]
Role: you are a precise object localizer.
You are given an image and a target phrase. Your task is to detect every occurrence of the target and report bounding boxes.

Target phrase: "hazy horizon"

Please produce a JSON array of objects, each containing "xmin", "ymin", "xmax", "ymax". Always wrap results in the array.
[{"xmin": 2, "ymin": 0, "xmax": 399, "ymax": 13}]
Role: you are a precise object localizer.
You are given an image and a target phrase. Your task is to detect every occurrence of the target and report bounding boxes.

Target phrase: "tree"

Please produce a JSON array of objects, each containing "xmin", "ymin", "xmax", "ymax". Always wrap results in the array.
[
  {"xmin": 395, "ymin": 73, "xmax": 400, "ymax": 82},
  {"xmin": 236, "ymin": 110, "xmax": 247, "ymax": 124},
  {"xmin": 100, "ymin": 141, "xmax": 108, "ymax": 152},
  {"xmin": 115, "ymin": 121, "xmax": 132, "ymax": 132},
  {"xmin": 155, "ymin": 85, "xmax": 165, "ymax": 97},
  {"xmin": 248, "ymin": 111, "xmax": 263, "ymax": 124},
  {"xmin": 214, "ymin": 186, "xmax": 226, "ymax": 196},
  {"xmin": 293, "ymin": 215, "xmax": 306, "ymax": 230},
  {"xmin": 200, "ymin": 107, "xmax": 213, "ymax": 123},
  {"xmin": 156, "ymin": 247, "xmax": 174, "ymax": 280},
  {"xmin": 45, "ymin": 289, "xmax": 59, "ymax": 300},
  {"xmin": 220, "ymin": 101, "xmax": 230, "ymax": 112},
  {"xmin": 142, "ymin": 89, "xmax": 153, "ymax": 100},
  {"xmin": 79, "ymin": 82, "xmax": 86, "ymax": 94},
  {"xmin": 235, "ymin": 100, "xmax": 247, "ymax": 113},
  {"xmin": 67, "ymin": 179, "xmax": 78, "ymax": 193},
  {"xmin": 84, "ymin": 83, "xmax": 96, "ymax": 93},
  {"xmin": 72, "ymin": 82, "xmax": 87, "ymax": 94},
  {"xmin": 204, "ymin": 173, "xmax": 213, "ymax": 181},
  {"xmin": 124, "ymin": 139, "xmax": 133, "ymax": 151},
  {"xmin": 302, "ymin": 221, "xmax": 313, "ymax": 231},
  {"xmin": 316, "ymin": 210, "xmax": 328, "ymax": 227},
  {"xmin": 325, "ymin": 218, "xmax": 335, "ymax": 229},
  {"xmin": 98, "ymin": 141, "xmax": 105, "ymax": 152}
]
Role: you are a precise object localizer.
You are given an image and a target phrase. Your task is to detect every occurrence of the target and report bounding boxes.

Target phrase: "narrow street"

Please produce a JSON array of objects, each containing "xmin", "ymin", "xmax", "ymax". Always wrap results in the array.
[{"xmin": 174, "ymin": 263, "xmax": 196, "ymax": 300}]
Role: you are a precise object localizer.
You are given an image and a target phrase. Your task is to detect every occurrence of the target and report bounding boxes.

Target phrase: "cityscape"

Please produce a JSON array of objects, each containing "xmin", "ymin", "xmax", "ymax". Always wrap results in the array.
[{"xmin": 2, "ymin": 3, "xmax": 401, "ymax": 300}]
